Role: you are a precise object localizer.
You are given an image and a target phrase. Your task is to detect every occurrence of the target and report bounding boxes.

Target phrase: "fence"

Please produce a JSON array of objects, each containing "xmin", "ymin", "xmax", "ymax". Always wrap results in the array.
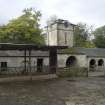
[
  {"xmin": 0, "ymin": 66, "xmax": 88, "ymax": 78},
  {"xmin": 0, "ymin": 66, "xmax": 51, "ymax": 77}
]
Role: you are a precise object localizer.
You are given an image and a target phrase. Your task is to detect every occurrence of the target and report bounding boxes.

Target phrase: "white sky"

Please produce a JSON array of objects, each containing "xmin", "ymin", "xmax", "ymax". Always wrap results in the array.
[{"xmin": 0, "ymin": 0, "xmax": 105, "ymax": 28}]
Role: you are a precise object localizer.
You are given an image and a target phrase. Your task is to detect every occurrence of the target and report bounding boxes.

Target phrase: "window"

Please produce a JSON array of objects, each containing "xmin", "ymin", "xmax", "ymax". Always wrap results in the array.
[
  {"xmin": 65, "ymin": 32, "xmax": 67, "ymax": 44},
  {"xmin": 37, "ymin": 59, "xmax": 43, "ymax": 72},
  {"xmin": 1, "ymin": 62, "xmax": 7, "ymax": 71},
  {"xmin": 64, "ymin": 22, "xmax": 69, "ymax": 28}
]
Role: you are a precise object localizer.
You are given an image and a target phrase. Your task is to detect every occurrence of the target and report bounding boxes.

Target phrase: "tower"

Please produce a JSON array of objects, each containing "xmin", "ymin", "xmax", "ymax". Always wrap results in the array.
[{"xmin": 45, "ymin": 19, "xmax": 75, "ymax": 47}]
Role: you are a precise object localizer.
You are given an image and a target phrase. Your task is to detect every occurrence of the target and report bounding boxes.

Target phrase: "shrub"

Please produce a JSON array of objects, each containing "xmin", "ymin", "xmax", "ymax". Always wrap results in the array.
[{"xmin": 57, "ymin": 67, "xmax": 87, "ymax": 77}]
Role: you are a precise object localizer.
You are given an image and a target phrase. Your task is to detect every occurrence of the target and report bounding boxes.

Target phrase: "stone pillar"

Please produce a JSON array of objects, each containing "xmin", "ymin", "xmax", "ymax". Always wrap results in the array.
[
  {"xmin": 29, "ymin": 50, "xmax": 31, "ymax": 73},
  {"xmin": 95, "ymin": 59, "xmax": 98, "ymax": 71},
  {"xmin": 87, "ymin": 58, "xmax": 90, "ymax": 77},
  {"xmin": 104, "ymin": 59, "xmax": 105, "ymax": 77}
]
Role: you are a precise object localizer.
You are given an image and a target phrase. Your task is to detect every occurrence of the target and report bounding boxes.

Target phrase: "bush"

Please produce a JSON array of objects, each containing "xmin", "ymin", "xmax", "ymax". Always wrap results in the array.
[{"xmin": 57, "ymin": 67, "xmax": 87, "ymax": 77}]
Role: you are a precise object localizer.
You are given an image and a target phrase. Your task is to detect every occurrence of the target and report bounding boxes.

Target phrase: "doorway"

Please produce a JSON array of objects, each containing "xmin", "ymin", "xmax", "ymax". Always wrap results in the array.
[
  {"xmin": 37, "ymin": 58, "xmax": 43, "ymax": 72},
  {"xmin": 66, "ymin": 56, "xmax": 77, "ymax": 67},
  {"xmin": 1, "ymin": 62, "xmax": 7, "ymax": 71}
]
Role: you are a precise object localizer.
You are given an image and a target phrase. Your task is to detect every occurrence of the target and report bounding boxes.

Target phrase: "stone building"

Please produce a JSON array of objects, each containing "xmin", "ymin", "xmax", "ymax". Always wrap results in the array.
[
  {"xmin": 45, "ymin": 19, "xmax": 75, "ymax": 47},
  {"xmin": 0, "ymin": 19, "xmax": 105, "ymax": 75},
  {"xmin": 45, "ymin": 19, "xmax": 105, "ymax": 73},
  {"xmin": 0, "ymin": 44, "xmax": 67, "ymax": 75},
  {"xmin": 57, "ymin": 47, "xmax": 105, "ymax": 71}
]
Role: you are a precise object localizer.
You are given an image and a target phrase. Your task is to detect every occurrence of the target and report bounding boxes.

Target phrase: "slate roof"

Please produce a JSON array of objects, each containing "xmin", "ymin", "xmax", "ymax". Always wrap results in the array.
[
  {"xmin": 76, "ymin": 48, "xmax": 105, "ymax": 57},
  {"xmin": 58, "ymin": 47, "xmax": 105, "ymax": 57},
  {"xmin": 0, "ymin": 50, "xmax": 49, "ymax": 57}
]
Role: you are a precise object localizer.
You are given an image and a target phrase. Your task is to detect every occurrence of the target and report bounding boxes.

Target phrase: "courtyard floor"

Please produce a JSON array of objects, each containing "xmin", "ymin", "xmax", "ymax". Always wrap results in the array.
[{"xmin": 0, "ymin": 77, "xmax": 105, "ymax": 105}]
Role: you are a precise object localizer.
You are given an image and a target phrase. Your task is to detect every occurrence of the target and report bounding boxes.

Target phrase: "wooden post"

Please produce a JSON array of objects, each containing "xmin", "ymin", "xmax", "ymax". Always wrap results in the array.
[
  {"xmin": 24, "ymin": 49, "xmax": 27, "ymax": 73},
  {"xmin": 104, "ymin": 60, "xmax": 105, "ymax": 78},
  {"xmin": 87, "ymin": 59, "xmax": 89, "ymax": 77},
  {"xmin": 29, "ymin": 50, "xmax": 31, "ymax": 73}
]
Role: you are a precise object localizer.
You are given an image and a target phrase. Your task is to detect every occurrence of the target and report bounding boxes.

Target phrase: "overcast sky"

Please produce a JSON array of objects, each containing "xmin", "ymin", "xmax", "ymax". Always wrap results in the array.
[{"xmin": 0, "ymin": 0, "xmax": 105, "ymax": 28}]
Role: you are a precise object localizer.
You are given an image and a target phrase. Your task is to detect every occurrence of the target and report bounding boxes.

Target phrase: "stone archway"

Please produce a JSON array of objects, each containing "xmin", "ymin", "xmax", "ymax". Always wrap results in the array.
[
  {"xmin": 89, "ymin": 59, "xmax": 96, "ymax": 71},
  {"xmin": 66, "ymin": 56, "xmax": 77, "ymax": 67},
  {"xmin": 97, "ymin": 59, "xmax": 104, "ymax": 71},
  {"xmin": 98, "ymin": 59, "xmax": 104, "ymax": 66}
]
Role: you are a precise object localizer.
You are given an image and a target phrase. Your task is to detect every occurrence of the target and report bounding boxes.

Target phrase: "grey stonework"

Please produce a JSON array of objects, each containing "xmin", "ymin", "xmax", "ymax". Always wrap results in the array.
[
  {"xmin": 45, "ymin": 19, "xmax": 75, "ymax": 47},
  {"xmin": 0, "ymin": 19, "xmax": 105, "ymax": 73}
]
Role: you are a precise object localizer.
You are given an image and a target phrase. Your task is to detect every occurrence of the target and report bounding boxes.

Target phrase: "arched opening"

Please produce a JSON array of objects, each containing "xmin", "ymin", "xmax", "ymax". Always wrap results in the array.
[
  {"xmin": 89, "ymin": 59, "xmax": 96, "ymax": 67},
  {"xmin": 98, "ymin": 59, "xmax": 104, "ymax": 66},
  {"xmin": 89, "ymin": 59, "xmax": 96, "ymax": 71},
  {"xmin": 66, "ymin": 56, "xmax": 77, "ymax": 67}
]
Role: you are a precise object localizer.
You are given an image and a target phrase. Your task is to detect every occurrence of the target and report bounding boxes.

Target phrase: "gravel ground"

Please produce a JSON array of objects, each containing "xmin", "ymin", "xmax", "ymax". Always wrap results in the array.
[{"xmin": 0, "ymin": 77, "xmax": 105, "ymax": 105}]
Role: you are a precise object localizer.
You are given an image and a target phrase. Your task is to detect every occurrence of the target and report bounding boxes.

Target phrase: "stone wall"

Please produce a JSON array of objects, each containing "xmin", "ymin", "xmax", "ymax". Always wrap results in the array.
[
  {"xmin": 0, "ymin": 57, "xmax": 49, "ymax": 68},
  {"xmin": 0, "ymin": 50, "xmax": 49, "ymax": 68},
  {"xmin": 46, "ymin": 20, "xmax": 74, "ymax": 47},
  {"xmin": 57, "ymin": 54, "xmax": 87, "ymax": 68},
  {"xmin": 87, "ymin": 57, "xmax": 105, "ymax": 71}
]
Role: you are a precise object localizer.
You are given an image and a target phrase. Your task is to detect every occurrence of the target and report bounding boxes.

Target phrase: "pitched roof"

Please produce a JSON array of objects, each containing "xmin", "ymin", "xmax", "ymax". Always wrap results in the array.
[{"xmin": 76, "ymin": 47, "xmax": 105, "ymax": 57}]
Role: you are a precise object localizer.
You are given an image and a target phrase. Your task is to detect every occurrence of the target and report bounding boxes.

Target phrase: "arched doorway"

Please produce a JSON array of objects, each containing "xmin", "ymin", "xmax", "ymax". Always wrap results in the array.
[
  {"xmin": 98, "ymin": 59, "xmax": 104, "ymax": 66},
  {"xmin": 89, "ymin": 59, "xmax": 96, "ymax": 71},
  {"xmin": 66, "ymin": 56, "xmax": 77, "ymax": 67},
  {"xmin": 97, "ymin": 59, "xmax": 104, "ymax": 71}
]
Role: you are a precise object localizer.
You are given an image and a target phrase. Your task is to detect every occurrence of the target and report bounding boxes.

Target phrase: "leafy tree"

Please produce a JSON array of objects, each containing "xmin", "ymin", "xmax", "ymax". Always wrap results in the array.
[
  {"xmin": 74, "ymin": 23, "xmax": 95, "ymax": 48},
  {"xmin": 46, "ymin": 15, "xmax": 58, "ymax": 26},
  {"xmin": 0, "ymin": 8, "xmax": 45, "ymax": 45},
  {"xmin": 93, "ymin": 26, "xmax": 105, "ymax": 48}
]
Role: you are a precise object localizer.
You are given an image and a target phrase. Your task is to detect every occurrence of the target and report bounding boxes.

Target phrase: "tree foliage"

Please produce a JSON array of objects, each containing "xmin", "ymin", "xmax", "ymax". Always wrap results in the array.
[
  {"xmin": 0, "ymin": 8, "xmax": 45, "ymax": 45},
  {"xmin": 46, "ymin": 15, "xmax": 58, "ymax": 26},
  {"xmin": 74, "ymin": 23, "xmax": 95, "ymax": 48},
  {"xmin": 93, "ymin": 26, "xmax": 105, "ymax": 48}
]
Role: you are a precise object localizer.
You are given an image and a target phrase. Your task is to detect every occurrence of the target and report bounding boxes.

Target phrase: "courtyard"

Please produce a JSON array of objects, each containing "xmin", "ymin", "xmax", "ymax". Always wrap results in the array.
[{"xmin": 0, "ymin": 77, "xmax": 105, "ymax": 105}]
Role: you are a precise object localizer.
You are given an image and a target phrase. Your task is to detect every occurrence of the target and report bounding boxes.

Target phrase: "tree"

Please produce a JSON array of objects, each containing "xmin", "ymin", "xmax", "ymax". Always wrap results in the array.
[
  {"xmin": 46, "ymin": 15, "xmax": 58, "ymax": 26},
  {"xmin": 93, "ymin": 26, "xmax": 105, "ymax": 48},
  {"xmin": 74, "ymin": 23, "xmax": 95, "ymax": 48},
  {"xmin": 0, "ymin": 8, "xmax": 45, "ymax": 45}
]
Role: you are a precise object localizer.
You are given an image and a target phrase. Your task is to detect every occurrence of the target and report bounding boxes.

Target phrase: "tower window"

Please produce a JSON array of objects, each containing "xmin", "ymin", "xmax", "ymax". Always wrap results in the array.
[
  {"xmin": 65, "ymin": 32, "xmax": 67, "ymax": 44},
  {"xmin": 64, "ymin": 22, "xmax": 69, "ymax": 28}
]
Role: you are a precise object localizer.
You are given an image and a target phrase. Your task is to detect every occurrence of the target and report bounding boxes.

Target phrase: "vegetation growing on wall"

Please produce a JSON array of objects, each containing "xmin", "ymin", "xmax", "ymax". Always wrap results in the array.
[
  {"xmin": 57, "ymin": 67, "xmax": 87, "ymax": 77},
  {"xmin": 58, "ymin": 47, "xmax": 77, "ymax": 54}
]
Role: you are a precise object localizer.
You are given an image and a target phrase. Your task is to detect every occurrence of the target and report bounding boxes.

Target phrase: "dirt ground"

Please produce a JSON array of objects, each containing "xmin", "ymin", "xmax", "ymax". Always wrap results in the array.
[{"xmin": 0, "ymin": 77, "xmax": 105, "ymax": 105}]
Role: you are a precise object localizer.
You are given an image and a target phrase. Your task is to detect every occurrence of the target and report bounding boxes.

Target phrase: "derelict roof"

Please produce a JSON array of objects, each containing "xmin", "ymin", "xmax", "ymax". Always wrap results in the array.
[
  {"xmin": 0, "ymin": 43, "xmax": 68, "ymax": 50},
  {"xmin": 58, "ymin": 47, "xmax": 105, "ymax": 57},
  {"xmin": 75, "ymin": 47, "xmax": 105, "ymax": 57},
  {"xmin": 45, "ymin": 19, "xmax": 76, "ymax": 28}
]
